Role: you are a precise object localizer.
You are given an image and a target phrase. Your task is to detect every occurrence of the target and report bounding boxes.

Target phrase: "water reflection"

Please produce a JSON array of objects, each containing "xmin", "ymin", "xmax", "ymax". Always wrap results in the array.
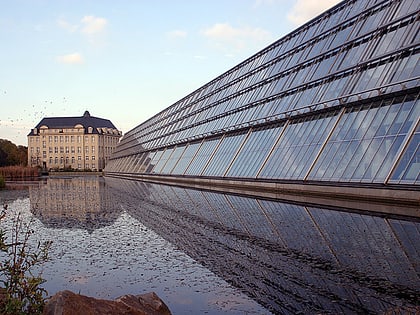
[
  {"xmin": 29, "ymin": 176, "xmax": 120, "ymax": 231},
  {"xmin": 16, "ymin": 176, "xmax": 420, "ymax": 314},
  {"xmin": 104, "ymin": 177, "xmax": 420, "ymax": 314},
  {"xmin": 20, "ymin": 176, "xmax": 268, "ymax": 314}
]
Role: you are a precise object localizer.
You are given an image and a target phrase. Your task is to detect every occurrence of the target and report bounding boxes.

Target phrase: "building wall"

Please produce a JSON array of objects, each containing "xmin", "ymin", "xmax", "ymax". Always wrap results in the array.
[
  {"xmin": 105, "ymin": 0, "xmax": 419, "ymax": 194},
  {"xmin": 28, "ymin": 126, "xmax": 120, "ymax": 171}
]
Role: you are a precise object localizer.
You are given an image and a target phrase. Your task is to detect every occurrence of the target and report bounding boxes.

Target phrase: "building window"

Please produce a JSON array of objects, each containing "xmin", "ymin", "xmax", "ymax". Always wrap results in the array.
[
  {"xmin": 54, "ymin": 147, "xmax": 58, "ymax": 153},
  {"xmin": 42, "ymin": 151, "xmax": 46, "ymax": 158},
  {"xmin": 78, "ymin": 156, "xmax": 81, "ymax": 161},
  {"xmin": 60, "ymin": 147, "xmax": 64, "ymax": 153},
  {"xmin": 86, "ymin": 156, "xmax": 89, "ymax": 160},
  {"xmin": 49, "ymin": 147, "xmax": 53, "ymax": 154},
  {"xmin": 55, "ymin": 157, "xmax": 58, "ymax": 164},
  {"xmin": 71, "ymin": 136, "xmax": 74, "ymax": 142},
  {"xmin": 71, "ymin": 146, "xmax": 75, "ymax": 153},
  {"xmin": 92, "ymin": 156, "xmax": 95, "ymax": 160},
  {"xmin": 65, "ymin": 147, "xmax": 69, "ymax": 153},
  {"xmin": 92, "ymin": 146, "xmax": 95, "ymax": 153},
  {"xmin": 54, "ymin": 136, "xmax": 58, "ymax": 143},
  {"xmin": 77, "ymin": 136, "xmax": 81, "ymax": 143}
]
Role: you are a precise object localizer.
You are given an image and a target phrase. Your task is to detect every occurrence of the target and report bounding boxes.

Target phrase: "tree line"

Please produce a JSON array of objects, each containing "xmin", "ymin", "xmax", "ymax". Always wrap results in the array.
[{"xmin": 0, "ymin": 139, "xmax": 27, "ymax": 167}]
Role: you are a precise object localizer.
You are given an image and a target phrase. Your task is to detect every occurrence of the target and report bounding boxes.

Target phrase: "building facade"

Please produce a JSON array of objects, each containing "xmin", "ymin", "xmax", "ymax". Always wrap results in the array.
[
  {"xmin": 28, "ymin": 111, "xmax": 122, "ymax": 171},
  {"xmin": 105, "ymin": 0, "xmax": 419, "ymax": 205}
]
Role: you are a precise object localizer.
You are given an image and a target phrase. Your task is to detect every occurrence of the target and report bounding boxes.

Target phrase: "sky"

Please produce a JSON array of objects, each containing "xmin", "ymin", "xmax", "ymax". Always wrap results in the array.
[{"xmin": 0, "ymin": 0, "xmax": 341, "ymax": 146}]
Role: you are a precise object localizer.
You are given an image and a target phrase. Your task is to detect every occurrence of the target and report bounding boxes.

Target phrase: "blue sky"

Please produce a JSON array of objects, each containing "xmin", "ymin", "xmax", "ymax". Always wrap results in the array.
[{"xmin": 0, "ymin": 0, "xmax": 340, "ymax": 145}]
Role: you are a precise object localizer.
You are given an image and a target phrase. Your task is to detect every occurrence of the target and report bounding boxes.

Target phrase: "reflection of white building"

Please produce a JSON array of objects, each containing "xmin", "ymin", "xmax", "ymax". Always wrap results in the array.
[
  {"xmin": 28, "ymin": 111, "xmax": 122, "ymax": 171},
  {"xmin": 29, "ymin": 177, "xmax": 119, "ymax": 230}
]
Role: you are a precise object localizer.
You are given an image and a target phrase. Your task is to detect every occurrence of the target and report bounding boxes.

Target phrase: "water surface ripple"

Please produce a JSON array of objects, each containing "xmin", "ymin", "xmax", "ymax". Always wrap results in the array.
[{"xmin": 0, "ymin": 176, "xmax": 419, "ymax": 314}]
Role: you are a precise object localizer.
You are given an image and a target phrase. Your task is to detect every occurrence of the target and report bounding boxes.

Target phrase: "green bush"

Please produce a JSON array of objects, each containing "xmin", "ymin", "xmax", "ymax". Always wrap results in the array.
[{"xmin": 0, "ymin": 211, "xmax": 52, "ymax": 314}]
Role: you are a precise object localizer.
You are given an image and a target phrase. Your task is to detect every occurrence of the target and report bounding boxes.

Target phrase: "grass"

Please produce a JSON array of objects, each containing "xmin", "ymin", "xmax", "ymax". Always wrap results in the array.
[{"xmin": 0, "ymin": 167, "xmax": 39, "ymax": 181}]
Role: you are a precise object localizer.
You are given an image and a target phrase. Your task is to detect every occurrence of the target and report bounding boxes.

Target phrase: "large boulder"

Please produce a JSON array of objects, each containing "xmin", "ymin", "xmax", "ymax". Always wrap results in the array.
[{"xmin": 43, "ymin": 290, "xmax": 171, "ymax": 315}]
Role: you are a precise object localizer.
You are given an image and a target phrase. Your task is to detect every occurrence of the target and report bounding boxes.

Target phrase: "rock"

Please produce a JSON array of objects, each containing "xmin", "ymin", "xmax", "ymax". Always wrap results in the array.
[{"xmin": 43, "ymin": 290, "xmax": 171, "ymax": 315}]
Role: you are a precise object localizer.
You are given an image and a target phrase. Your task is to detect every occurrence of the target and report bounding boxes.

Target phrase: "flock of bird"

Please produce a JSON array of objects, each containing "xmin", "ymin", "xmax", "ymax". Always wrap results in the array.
[{"xmin": 1, "ymin": 91, "xmax": 71, "ymax": 142}]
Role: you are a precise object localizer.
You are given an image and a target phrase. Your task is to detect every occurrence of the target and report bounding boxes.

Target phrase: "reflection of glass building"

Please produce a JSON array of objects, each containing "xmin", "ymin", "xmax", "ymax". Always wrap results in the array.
[
  {"xmin": 29, "ymin": 177, "xmax": 119, "ymax": 231},
  {"xmin": 105, "ymin": 0, "xmax": 419, "ymax": 204},
  {"xmin": 105, "ymin": 177, "xmax": 420, "ymax": 314}
]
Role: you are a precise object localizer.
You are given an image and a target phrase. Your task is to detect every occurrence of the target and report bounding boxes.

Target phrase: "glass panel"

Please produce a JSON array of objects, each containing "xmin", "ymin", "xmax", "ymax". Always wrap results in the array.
[
  {"xmin": 309, "ymin": 95, "xmax": 419, "ymax": 183},
  {"xmin": 390, "ymin": 130, "xmax": 420, "ymax": 184},
  {"xmin": 370, "ymin": 135, "xmax": 405, "ymax": 182},
  {"xmin": 172, "ymin": 142, "xmax": 202, "ymax": 175},
  {"xmin": 161, "ymin": 145, "xmax": 187, "ymax": 175},
  {"xmin": 153, "ymin": 148, "xmax": 174, "ymax": 174},
  {"xmin": 227, "ymin": 125, "xmax": 284, "ymax": 178},
  {"xmin": 184, "ymin": 138, "xmax": 221, "ymax": 175},
  {"xmin": 259, "ymin": 113, "xmax": 338, "ymax": 180},
  {"xmin": 143, "ymin": 150, "xmax": 162, "ymax": 173},
  {"xmin": 202, "ymin": 133, "xmax": 247, "ymax": 177}
]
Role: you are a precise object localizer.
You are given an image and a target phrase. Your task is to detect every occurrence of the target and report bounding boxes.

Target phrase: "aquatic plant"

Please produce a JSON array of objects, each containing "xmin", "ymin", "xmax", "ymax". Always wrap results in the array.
[
  {"xmin": 0, "ymin": 166, "xmax": 39, "ymax": 181},
  {"xmin": 0, "ymin": 209, "xmax": 52, "ymax": 314},
  {"xmin": 0, "ymin": 175, "xmax": 4, "ymax": 190}
]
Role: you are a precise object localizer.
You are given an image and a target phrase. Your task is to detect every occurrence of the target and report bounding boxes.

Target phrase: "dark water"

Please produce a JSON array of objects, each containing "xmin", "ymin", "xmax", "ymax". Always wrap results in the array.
[{"xmin": 0, "ymin": 176, "xmax": 419, "ymax": 314}]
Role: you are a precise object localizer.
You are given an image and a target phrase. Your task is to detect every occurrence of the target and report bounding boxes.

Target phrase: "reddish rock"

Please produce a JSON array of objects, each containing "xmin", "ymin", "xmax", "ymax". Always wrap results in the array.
[{"xmin": 43, "ymin": 290, "xmax": 171, "ymax": 315}]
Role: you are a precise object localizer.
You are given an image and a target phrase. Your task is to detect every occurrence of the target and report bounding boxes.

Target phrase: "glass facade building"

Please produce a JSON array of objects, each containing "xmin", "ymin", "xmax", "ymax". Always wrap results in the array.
[{"xmin": 105, "ymin": 0, "xmax": 419, "ymax": 201}]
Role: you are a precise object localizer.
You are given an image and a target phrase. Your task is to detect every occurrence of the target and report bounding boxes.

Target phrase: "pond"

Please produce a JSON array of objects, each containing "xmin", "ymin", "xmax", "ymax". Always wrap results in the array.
[{"xmin": 0, "ymin": 176, "xmax": 419, "ymax": 314}]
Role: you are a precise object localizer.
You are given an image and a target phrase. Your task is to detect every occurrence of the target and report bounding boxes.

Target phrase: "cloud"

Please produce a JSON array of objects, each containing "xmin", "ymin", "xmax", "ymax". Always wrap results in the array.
[
  {"xmin": 287, "ymin": 0, "xmax": 341, "ymax": 26},
  {"xmin": 167, "ymin": 29, "xmax": 187, "ymax": 39},
  {"xmin": 57, "ymin": 15, "xmax": 107, "ymax": 35},
  {"xmin": 56, "ymin": 53, "xmax": 84, "ymax": 64},
  {"xmin": 80, "ymin": 15, "xmax": 107, "ymax": 35},
  {"xmin": 201, "ymin": 23, "xmax": 271, "ymax": 52},
  {"xmin": 57, "ymin": 18, "xmax": 79, "ymax": 33}
]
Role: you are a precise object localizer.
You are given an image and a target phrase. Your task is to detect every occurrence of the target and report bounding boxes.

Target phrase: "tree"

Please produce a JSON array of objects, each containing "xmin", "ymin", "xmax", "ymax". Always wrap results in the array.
[{"xmin": 0, "ymin": 140, "xmax": 27, "ymax": 167}]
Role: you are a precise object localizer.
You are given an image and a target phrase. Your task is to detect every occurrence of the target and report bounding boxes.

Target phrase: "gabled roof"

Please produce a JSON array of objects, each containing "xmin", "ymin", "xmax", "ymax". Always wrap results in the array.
[{"xmin": 28, "ymin": 111, "xmax": 119, "ymax": 136}]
